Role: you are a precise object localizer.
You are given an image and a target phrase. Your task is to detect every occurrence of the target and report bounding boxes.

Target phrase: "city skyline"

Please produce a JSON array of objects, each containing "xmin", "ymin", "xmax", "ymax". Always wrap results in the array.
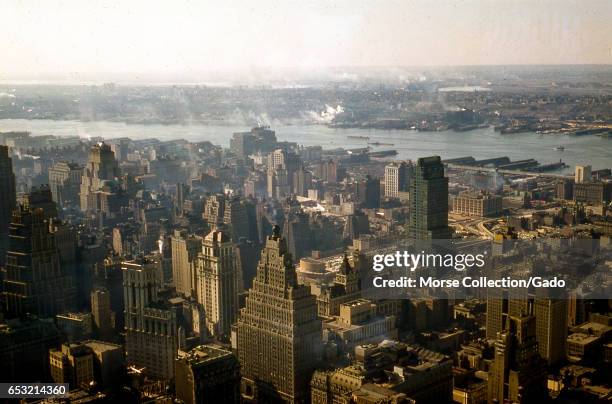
[{"xmin": 0, "ymin": 2, "xmax": 610, "ymax": 401}]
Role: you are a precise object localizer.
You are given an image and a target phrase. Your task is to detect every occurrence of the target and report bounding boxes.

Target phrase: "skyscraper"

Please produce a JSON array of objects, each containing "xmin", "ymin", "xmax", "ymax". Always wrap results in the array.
[
  {"xmin": 236, "ymin": 226, "xmax": 322, "ymax": 403},
  {"xmin": 292, "ymin": 165, "xmax": 312, "ymax": 197},
  {"xmin": 171, "ymin": 230, "xmax": 202, "ymax": 298},
  {"xmin": 0, "ymin": 145, "xmax": 16, "ymax": 266},
  {"xmin": 48, "ymin": 161, "xmax": 83, "ymax": 207},
  {"xmin": 408, "ymin": 156, "xmax": 451, "ymax": 239},
  {"xmin": 196, "ymin": 229, "xmax": 239, "ymax": 338},
  {"xmin": 362, "ymin": 175, "xmax": 380, "ymax": 209},
  {"xmin": 202, "ymin": 194, "xmax": 225, "ymax": 227},
  {"xmin": 80, "ymin": 142, "xmax": 120, "ymax": 212},
  {"xmin": 534, "ymin": 296, "xmax": 567, "ymax": 367},
  {"xmin": 223, "ymin": 196, "xmax": 250, "ymax": 242},
  {"xmin": 575, "ymin": 165, "xmax": 592, "ymax": 184},
  {"xmin": 49, "ymin": 343, "xmax": 95, "ymax": 388},
  {"xmin": 488, "ymin": 315, "xmax": 548, "ymax": 404},
  {"xmin": 384, "ymin": 161, "xmax": 411, "ymax": 198},
  {"xmin": 123, "ymin": 256, "xmax": 177, "ymax": 380},
  {"xmin": 91, "ymin": 288, "xmax": 113, "ymax": 338},
  {"xmin": 2, "ymin": 204, "xmax": 76, "ymax": 318}
]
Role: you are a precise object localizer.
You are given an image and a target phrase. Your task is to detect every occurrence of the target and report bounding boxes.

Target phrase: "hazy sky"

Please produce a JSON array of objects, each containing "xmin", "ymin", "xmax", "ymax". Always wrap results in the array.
[{"xmin": 1, "ymin": 0, "xmax": 611, "ymax": 81}]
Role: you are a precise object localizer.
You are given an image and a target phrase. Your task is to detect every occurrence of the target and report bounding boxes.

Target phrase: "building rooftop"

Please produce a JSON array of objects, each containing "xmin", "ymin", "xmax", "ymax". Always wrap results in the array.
[
  {"xmin": 179, "ymin": 345, "xmax": 235, "ymax": 367},
  {"xmin": 82, "ymin": 340, "xmax": 122, "ymax": 353}
]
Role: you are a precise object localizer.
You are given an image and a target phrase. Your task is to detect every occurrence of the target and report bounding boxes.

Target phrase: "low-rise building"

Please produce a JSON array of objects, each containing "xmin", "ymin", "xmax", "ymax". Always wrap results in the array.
[{"xmin": 452, "ymin": 191, "xmax": 503, "ymax": 217}]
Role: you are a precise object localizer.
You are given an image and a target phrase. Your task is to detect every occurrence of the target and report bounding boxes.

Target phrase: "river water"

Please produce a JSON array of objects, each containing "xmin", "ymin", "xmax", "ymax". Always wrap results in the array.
[{"xmin": 0, "ymin": 119, "xmax": 610, "ymax": 172}]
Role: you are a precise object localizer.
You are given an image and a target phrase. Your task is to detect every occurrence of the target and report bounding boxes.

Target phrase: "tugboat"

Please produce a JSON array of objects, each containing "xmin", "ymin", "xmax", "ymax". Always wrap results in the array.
[{"xmin": 554, "ymin": 146, "xmax": 565, "ymax": 151}]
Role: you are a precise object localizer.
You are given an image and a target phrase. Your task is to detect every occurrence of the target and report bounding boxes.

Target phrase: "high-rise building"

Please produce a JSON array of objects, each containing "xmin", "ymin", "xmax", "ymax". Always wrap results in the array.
[
  {"xmin": 556, "ymin": 178, "xmax": 574, "ymax": 200},
  {"xmin": 49, "ymin": 343, "xmax": 95, "ymax": 388},
  {"xmin": 223, "ymin": 196, "xmax": 250, "ymax": 242},
  {"xmin": 236, "ymin": 226, "xmax": 322, "ymax": 403},
  {"xmin": 171, "ymin": 230, "xmax": 202, "ymax": 297},
  {"xmin": 408, "ymin": 156, "xmax": 451, "ymax": 239},
  {"xmin": 230, "ymin": 127, "xmax": 277, "ymax": 158},
  {"xmin": 123, "ymin": 257, "xmax": 177, "ymax": 380},
  {"xmin": 487, "ymin": 315, "xmax": 548, "ymax": 404},
  {"xmin": 487, "ymin": 290, "xmax": 568, "ymax": 367},
  {"xmin": 80, "ymin": 142, "xmax": 120, "ymax": 212},
  {"xmin": 363, "ymin": 175, "xmax": 380, "ymax": 209},
  {"xmin": 317, "ymin": 160, "xmax": 338, "ymax": 183},
  {"xmin": 82, "ymin": 340, "xmax": 124, "ymax": 388},
  {"xmin": 55, "ymin": 312, "xmax": 93, "ymax": 342},
  {"xmin": 23, "ymin": 185, "xmax": 58, "ymax": 219},
  {"xmin": 384, "ymin": 161, "xmax": 411, "ymax": 198},
  {"xmin": 317, "ymin": 252, "xmax": 362, "ymax": 318},
  {"xmin": 342, "ymin": 211, "xmax": 370, "ymax": 241},
  {"xmin": 175, "ymin": 182, "xmax": 189, "ymax": 215},
  {"xmin": 534, "ymin": 296, "xmax": 567, "ymax": 366},
  {"xmin": 268, "ymin": 149, "xmax": 287, "ymax": 171},
  {"xmin": 91, "ymin": 288, "xmax": 113, "ymax": 338},
  {"xmin": 196, "ymin": 229, "xmax": 239, "ymax": 338},
  {"xmin": 268, "ymin": 168, "xmax": 291, "ymax": 199},
  {"xmin": 202, "ymin": 194, "xmax": 225, "ymax": 227},
  {"xmin": 293, "ymin": 166, "xmax": 312, "ymax": 197},
  {"xmin": 282, "ymin": 209, "xmax": 313, "ymax": 261},
  {"xmin": 48, "ymin": 161, "xmax": 83, "ymax": 207},
  {"xmin": 485, "ymin": 289, "xmax": 530, "ymax": 340},
  {"xmin": 0, "ymin": 317, "xmax": 61, "ymax": 382},
  {"xmin": 575, "ymin": 165, "xmax": 592, "ymax": 184},
  {"xmin": 2, "ymin": 204, "xmax": 76, "ymax": 318},
  {"xmin": 175, "ymin": 345, "xmax": 241, "ymax": 404},
  {"xmin": 0, "ymin": 145, "xmax": 16, "ymax": 266}
]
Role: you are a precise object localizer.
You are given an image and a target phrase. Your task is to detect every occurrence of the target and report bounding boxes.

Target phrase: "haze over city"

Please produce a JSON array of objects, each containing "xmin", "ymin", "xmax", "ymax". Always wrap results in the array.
[{"xmin": 2, "ymin": 0, "xmax": 611, "ymax": 84}]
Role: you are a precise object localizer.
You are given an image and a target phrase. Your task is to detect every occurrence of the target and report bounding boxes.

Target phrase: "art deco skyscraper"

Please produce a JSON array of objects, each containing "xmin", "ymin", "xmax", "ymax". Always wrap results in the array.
[
  {"xmin": 80, "ymin": 142, "xmax": 120, "ymax": 212},
  {"xmin": 2, "ymin": 204, "xmax": 76, "ymax": 318},
  {"xmin": 202, "ymin": 194, "xmax": 225, "ymax": 228},
  {"xmin": 196, "ymin": 229, "xmax": 239, "ymax": 338},
  {"xmin": 488, "ymin": 315, "xmax": 548, "ymax": 404},
  {"xmin": 408, "ymin": 156, "xmax": 452, "ymax": 239},
  {"xmin": 0, "ymin": 145, "xmax": 16, "ymax": 265},
  {"xmin": 236, "ymin": 226, "xmax": 322, "ymax": 403}
]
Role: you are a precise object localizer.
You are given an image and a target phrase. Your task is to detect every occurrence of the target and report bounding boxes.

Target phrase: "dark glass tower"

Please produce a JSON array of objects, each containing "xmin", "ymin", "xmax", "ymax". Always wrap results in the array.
[{"xmin": 408, "ymin": 156, "xmax": 452, "ymax": 239}]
